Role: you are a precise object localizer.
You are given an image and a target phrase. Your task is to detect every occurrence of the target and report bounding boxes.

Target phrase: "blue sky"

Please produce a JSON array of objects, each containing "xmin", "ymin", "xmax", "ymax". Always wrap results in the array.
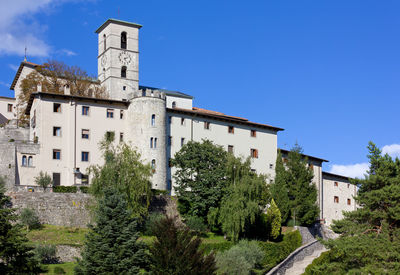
[{"xmin": 0, "ymin": 0, "xmax": 399, "ymax": 177}]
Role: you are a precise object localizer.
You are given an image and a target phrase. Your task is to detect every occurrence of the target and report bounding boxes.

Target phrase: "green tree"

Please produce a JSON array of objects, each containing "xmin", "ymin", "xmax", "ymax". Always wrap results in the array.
[
  {"xmin": 150, "ymin": 216, "xmax": 216, "ymax": 275},
  {"xmin": 286, "ymin": 144, "xmax": 319, "ymax": 226},
  {"xmin": 0, "ymin": 177, "xmax": 42, "ymax": 274},
  {"xmin": 89, "ymin": 137, "xmax": 152, "ymax": 220},
  {"xmin": 76, "ymin": 187, "xmax": 149, "ymax": 274},
  {"xmin": 270, "ymin": 150, "xmax": 291, "ymax": 224},
  {"xmin": 215, "ymin": 155, "xmax": 269, "ymax": 242},
  {"xmin": 34, "ymin": 171, "xmax": 52, "ymax": 191},
  {"xmin": 267, "ymin": 199, "xmax": 281, "ymax": 240},
  {"xmin": 307, "ymin": 142, "xmax": 400, "ymax": 274},
  {"xmin": 172, "ymin": 140, "xmax": 228, "ymax": 223}
]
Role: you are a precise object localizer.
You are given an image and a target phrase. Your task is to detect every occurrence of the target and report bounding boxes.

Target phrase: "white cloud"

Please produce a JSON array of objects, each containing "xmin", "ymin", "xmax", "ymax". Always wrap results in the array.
[
  {"xmin": 0, "ymin": 81, "xmax": 10, "ymax": 88},
  {"xmin": 382, "ymin": 144, "xmax": 400, "ymax": 159},
  {"xmin": 329, "ymin": 163, "xmax": 369, "ymax": 179},
  {"xmin": 8, "ymin": 64, "xmax": 19, "ymax": 71},
  {"xmin": 58, "ymin": 49, "xmax": 77, "ymax": 56}
]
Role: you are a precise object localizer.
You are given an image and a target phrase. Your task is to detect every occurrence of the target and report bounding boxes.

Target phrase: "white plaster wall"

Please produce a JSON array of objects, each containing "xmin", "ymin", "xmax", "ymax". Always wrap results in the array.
[
  {"xmin": 166, "ymin": 95, "xmax": 192, "ymax": 109},
  {"xmin": 322, "ymin": 174, "xmax": 357, "ymax": 226},
  {"xmin": 13, "ymin": 65, "xmax": 35, "ymax": 114},
  {"xmin": 0, "ymin": 97, "xmax": 16, "ymax": 120}
]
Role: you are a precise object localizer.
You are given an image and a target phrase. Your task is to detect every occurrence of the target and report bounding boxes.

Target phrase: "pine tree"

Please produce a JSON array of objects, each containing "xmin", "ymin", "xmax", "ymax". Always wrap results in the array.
[
  {"xmin": 307, "ymin": 142, "xmax": 400, "ymax": 273},
  {"xmin": 0, "ymin": 177, "xmax": 42, "ymax": 274},
  {"xmin": 150, "ymin": 216, "xmax": 216, "ymax": 275},
  {"xmin": 267, "ymin": 199, "xmax": 282, "ymax": 240},
  {"xmin": 270, "ymin": 150, "xmax": 291, "ymax": 224},
  {"xmin": 76, "ymin": 188, "xmax": 149, "ymax": 274}
]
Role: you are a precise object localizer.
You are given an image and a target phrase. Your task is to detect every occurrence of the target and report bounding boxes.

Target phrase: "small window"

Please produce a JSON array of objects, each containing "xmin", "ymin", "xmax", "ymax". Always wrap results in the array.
[
  {"xmin": 81, "ymin": 174, "xmax": 89, "ymax": 185},
  {"xmin": 168, "ymin": 136, "xmax": 172, "ymax": 146},
  {"xmin": 53, "ymin": 103, "xmax": 61, "ymax": 113},
  {"xmin": 228, "ymin": 126, "xmax": 234, "ymax": 134},
  {"xmin": 81, "ymin": 151, "xmax": 89, "ymax": 162},
  {"xmin": 334, "ymin": 182, "xmax": 338, "ymax": 187},
  {"xmin": 103, "ymin": 34, "xmax": 106, "ymax": 52},
  {"xmin": 120, "ymin": 132, "xmax": 124, "ymax": 142},
  {"xmin": 107, "ymin": 109, "xmax": 114, "ymax": 118},
  {"xmin": 334, "ymin": 196, "xmax": 339, "ymax": 203},
  {"xmin": 121, "ymin": 66, "xmax": 127, "ymax": 78},
  {"xmin": 269, "ymin": 164, "xmax": 273, "ymax": 169},
  {"xmin": 121, "ymin": 32, "xmax": 127, "ymax": 49},
  {"xmin": 347, "ymin": 183, "xmax": 350, "ymax": 188},
  {"xmin": 53, "ymin": 127, "xmax": 61, "ymax": 137},
  {"xmin": 228, "ymin": 145, "xmax": 234, "ymax": 154},
  {"xmin": 7, "ymin": 104, "xmax": 12, "ymax": 112},
  {"xmin": 151, "ymin": 114, "xmax": 156, "ymax": 126},
  {"xmin": 123, "ymin": 86, "xmax": 126, "ymax": 91},
  {"xmin": 251, "ymin": 169, "xmax": 256, "ymax": 173},
  {"xmin": 154, "ymin": 138, "xmax": 157, "ymax": 148},
  {"xmin": 150, "ymin": 137, "xmax": 154, "ymax": 148},
  {"xmin": 151, "ymin": 159, "xmax": 156, "ymax": 172},
  {"xmin": 204, "ymin": 121, "xmax": 210, "ymax": 130},
  {"xmin": 142, "ymin": 90, "xmax": 146, "ymax": 96},
  {"xmin": 347, "ymin": 198, "xmax": 351, "ymax": 205},
  {"xmin": 82, "ymin": 129, "xmax": 89, "ymax": 139},
  {"xmin": 22, "ymin": 155, "xmax": 27, "ymax": 166},
  {"xmin": 181, "ymin": 138, "xmax": 185, "ymax": 146},
  {"xmin": 82, "ymin": 106, "xmax": 89, "ymax": 116},
  {"xmin": 250, "ymin": 149, "xmax": 258, "ymax": 158},
  {"xmin": 120, "ymin": 110, "xmax": 124, "ymax": 119},
  {"xmin": 172, "ymin": 101, "xmax": 177, "ymax": 108},
  {"xmin": 53, "ymin": 173, "xmax": 61, "ymax": 186},
  {"xmin": 251, "ymin": 130, "xmax": 256, "ymax": 137},
  {"xmin": 53, "ymin": 149, "xmax": 61, "ymax": 160},
  {"xmin": 28, "ymin": 156, "xmax": 33, "ymax": 167},
  {"xmin": 181, "ymin": 118, "xmax": 185, "ymax": 125}
]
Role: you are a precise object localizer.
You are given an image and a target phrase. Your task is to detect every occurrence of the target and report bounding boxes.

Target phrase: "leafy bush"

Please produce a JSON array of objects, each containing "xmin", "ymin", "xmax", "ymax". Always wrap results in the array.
[
  {"xmin": 34, "ymin": 244, "xmax": 58, "ymax": 264},
  {"xmin": 143, "ymin": 212, "xmax": 165, "ymax": 236},
  {"xmin": 216, "ymin": 240, "xmax": 264, "ymax": 275},
  {"xmin": 34, "ymin": 171, "xmax": 52, "ymax": 190},
  {"xmin": 185, "ymin": 215, "xmax": 208, "ymax": 235},
  {"xmin": 79, "ymin": 186, "xmax": 89, "ymax": 193},
  {"xmin": 303, "ymin": 251, "xmax": 330, "ymax": 275},
  {"xmin": 20, "ymin": 208, "xmax": 41, "ymax": 230},
  {"xmin": 151, "ymin": 189, "xmax": 169, "ymax": 196},
  {"xmin": 200, "ymin": 241, "xmax": 234, "ymax": 255},
  {"xmin": 53, "ymin": 266, "xmax": 66, "ymax": 274},
  {"xmin": 53, "ymin": 186, "xmax": 78, "ymax": 193}
]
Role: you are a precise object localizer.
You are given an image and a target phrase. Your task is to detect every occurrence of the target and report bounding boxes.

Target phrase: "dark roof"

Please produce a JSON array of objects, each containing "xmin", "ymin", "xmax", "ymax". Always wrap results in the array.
[
  {"xmin": 25, "ymin": 92, "xmax": 129, "ymax": 115},
  {"xmin": 322, "ymin": 171, "xmax": 353, "ymax": 181},
  {"xmin": 139, "ymin": 85, "xmax": 193, "ymax": 99},
  {"xmin": 168, "ymin": 107, "xmax": 284, "ymax": 132},
  {"xmin": 95, "ymin": 19, "xmax": 142, "ymax": 34},
  {"xmin": 10, "ymin": 61, "xmax": 40, "ymax": 90},
  {"xmin": 279, "ymin": 148, "xmax": 329, "ymax": 163}
]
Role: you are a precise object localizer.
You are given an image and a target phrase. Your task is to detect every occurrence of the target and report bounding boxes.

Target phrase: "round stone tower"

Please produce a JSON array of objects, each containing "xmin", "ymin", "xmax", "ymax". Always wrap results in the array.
[{"xmin": 127, "ymin": 88, "xmax": 167, "ymax": 190}]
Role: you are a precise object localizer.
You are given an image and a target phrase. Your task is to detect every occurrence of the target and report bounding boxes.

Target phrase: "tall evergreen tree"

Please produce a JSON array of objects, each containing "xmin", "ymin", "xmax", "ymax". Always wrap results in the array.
[
  {"xmin": 150, "ymin": 216, "xmax": 216, "ymax": 275},
  {"xmin": 267, "ymin": 199, "xmax": 282, "ymax": 240},
  {"xmin": 307, "ymin": 142, "xmax": 400, "ymax": 273},
  {"xmin": 76, "ymin": 188, "xmax": 149, "ymax": 274},
  {"xmin": 0, "ymin": 177, "xmax": 42, "ymax": 274},
  {"xmin": 270, "ymin": 150, "xmax": 291, "ymax": 224}
]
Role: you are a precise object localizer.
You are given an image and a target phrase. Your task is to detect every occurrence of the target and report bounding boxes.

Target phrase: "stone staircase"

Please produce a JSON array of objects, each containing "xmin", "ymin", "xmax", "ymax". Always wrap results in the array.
[{"xmin": 283, "ymin": 246, "xmax": 327, "ymax": 275}]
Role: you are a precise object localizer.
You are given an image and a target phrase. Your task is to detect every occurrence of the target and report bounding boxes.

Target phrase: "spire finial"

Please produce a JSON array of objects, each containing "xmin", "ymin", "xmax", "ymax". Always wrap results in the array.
[{"xmin": 24, "ymin": 45, "xmax": 27, "ymax": 62}]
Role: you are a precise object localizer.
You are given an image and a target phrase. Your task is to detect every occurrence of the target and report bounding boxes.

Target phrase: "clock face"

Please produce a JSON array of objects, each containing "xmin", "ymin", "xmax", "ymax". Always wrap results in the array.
[
  {"xmin": 119, "ymin": 51, "xmax": 132, "ymax": 66},
  {"xmin": 101, "ymin": 55, "xmax": 107, "ymax": 67}
]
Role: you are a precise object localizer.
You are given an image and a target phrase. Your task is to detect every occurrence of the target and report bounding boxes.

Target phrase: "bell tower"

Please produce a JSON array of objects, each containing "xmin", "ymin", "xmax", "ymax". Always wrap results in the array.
[{"xmin": 95, "ymin": 19, "xmax": 142, "ymax": 100}]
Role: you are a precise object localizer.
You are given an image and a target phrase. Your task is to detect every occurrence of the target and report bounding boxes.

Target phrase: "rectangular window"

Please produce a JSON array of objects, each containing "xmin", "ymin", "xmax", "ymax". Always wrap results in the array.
[
  {"xmin": 347, "ymin": 198, "xmax": 351, "ymax": 205},
  {"xmin": 52, "ymin": 173, "xmax": 61, "ymax": 186},
  {"xmin": 228, "ymin": 145, "xmax": 234, "ymax": 154},
  {"xmin": 204, "ymin": 121, "xmax": 210, "ymax": 130},
  {"xmin": 53, "ymin": 127, "xmax": 61, "ymax": 137},
  {"xmin": 107, "ymin": 109, "xmax": 114, "ymax": 118},
  {"xmin": 81, "ymin": 174, "xmax": 89, "ymax": 185},
  {"xmin": 120, "ymin": 132, "xmax": 124, "ymax": 142},
  {"xmin": 120, "ymin": 110, "xmax": 124, "ymax": 119},
  {"xmin": 53, "ymin": 103, "xmax": 61, "ymax": 113},
  {"xmin": 347, "ymin": 183, "xmax": 350, "ymax": 188},
  {"xmin": 82, "ymin": 129, "xmax": 90, "ymax": 139},
  {"xmin": 7, "ymin": 104, "xmax": 12, "ymax": 112},
  {"xmin": 269, "ymin": 164, "xmax": 274, "ymax": 169},
  {"xmin": 82, "ymin": 106, "xmax": 89, "ymax": 116},
  {"xmin": 53, "ymin": 149, "xmax": 61, "ymax": 160},
  {"xmin": 181, "ymin": 118, "xmax": 185, "ymax": 125},
  {"xmin": 250, "ymin": 130, "xmax": 256, "ymax": 137},
  {"xmin": 150, "ymin": 137, "xmax": 154, "ymax": 148},
  {"xmin": 334, "ymin": 196, "xmax": 339, "ymax": 203},
  {"xmin": 250, "ymin": 149, "xmax": 258, "ymax": 158},
  {"xmin": 228, "ymin": 126, "xmax": 234, "ymax": 134},
  {"xmin": 81, "ymin": 151, "xmax": 89, "ymax": 162},
  {"xmin": 334, "ymin": 182, "xmax": 338, "ymax": 187},
  {"xmin": 181, "ymin": 138, "xmax": 185, "ymax": 146},
  {"xmin": 168, "ymin": 136, "xmax": 172, "ymax": 146}
]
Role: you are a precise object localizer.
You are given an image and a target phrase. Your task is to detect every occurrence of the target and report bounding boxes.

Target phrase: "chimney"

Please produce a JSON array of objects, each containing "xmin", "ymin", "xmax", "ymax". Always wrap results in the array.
[{"xmin": 64, "ymin": 85, "xmax": 71, "ymax": 95}]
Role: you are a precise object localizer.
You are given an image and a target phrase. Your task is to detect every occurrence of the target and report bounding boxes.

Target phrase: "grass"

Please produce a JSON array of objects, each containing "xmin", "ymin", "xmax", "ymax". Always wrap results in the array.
[
  {"xmin": 26, "ymin": 224, "xmax": 89, "ymax": 247},
  {"xmin": 42, "ymin": 262, "xmax": 77, "ymax": 274}
]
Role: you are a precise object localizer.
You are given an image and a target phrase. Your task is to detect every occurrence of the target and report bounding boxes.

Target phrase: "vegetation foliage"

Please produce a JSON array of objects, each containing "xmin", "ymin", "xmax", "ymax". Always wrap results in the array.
[
  {"xmin": 20, "ymin": 208, "xmax": 41, "ymax": 230},
  {"xmin": 34, "ymin": 171, "xmax": 53, "ymax": 191},
  {"xmin": 266, "ymin": 199, "xmax": 281, "ymax": 240}
]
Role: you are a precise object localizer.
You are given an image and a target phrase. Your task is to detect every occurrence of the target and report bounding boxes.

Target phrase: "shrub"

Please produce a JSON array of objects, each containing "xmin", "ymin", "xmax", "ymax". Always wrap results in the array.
[
  {"xmin": 200, "ymin": 241, "xmax": 234, "ymax": 255},
  {"xmin": 20, "ymin": 208, "xmax": 41, "ymax": 230},
  {"xmin": 143, "ymin": 212, "xmax": 165, "ymax": 236},
  {"xmin": 303, "ymin": 251, "xmax": 330, "ymax": 275},
  {"xmin": 34, "ymin": 171, "xmax": 52, "ymax": 190},
  {"xmin": 8, "ymin": 138, "xmax": 14, "ymax": 142},
  {"xmin": 79, "ymin": 186, "xmax": 89, "ymax": 193},
  {"xmin": 53, "ymin": 186, "xmax": 78, "ymax": 193},
  {"xmin": 185, "ymin": 215, "xmax": 208, "ymax": 235},
  {"xmin": 151, "ymin": 189, "xmax": 169, "ymax": 196},
  {"xmin": 216, "ymin": 240, "xmax": 264, "ymax": 275},
  {"xmin": 53, "ymin": 266, "xmax": 66, "ymax": 274},
  {"xmin": 34, "ymin": 244, "xmax": 58, "ymax": 264}
]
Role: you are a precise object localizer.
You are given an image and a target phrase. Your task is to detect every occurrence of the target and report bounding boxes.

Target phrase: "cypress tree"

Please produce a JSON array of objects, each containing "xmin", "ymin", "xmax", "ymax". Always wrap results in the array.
[
  {"xmin": 76, "ymin": 188, "xmax": 149, "ymax": 274},
  {"xmin": 267, "ymin": 199, "xmax": 282, "ymax": 240}
]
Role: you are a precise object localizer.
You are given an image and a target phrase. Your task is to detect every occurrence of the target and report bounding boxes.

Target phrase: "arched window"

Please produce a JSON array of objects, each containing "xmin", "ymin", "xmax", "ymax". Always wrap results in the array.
[
  {"xmin": 121, "ymin": 32, "xmax": 127, "ymax": 49},
  {"xmin": 151, "ymin": 159, "xmax": 156, "ymax": 172},
  {"xmin": 22, "ymin": 155, "xmax": 27, "ymax": 166},
  {"xmin": 172, "ymin": 101, "xmax": 177, "ymax": 108},
  {"xmin": 151, "ymin": 114, "xmax": 156, "ymax": 126},
  {"xmin": 121, "ymin": 66, "xmax": 127, "ymax": 78},
  {"xmin": 28, "ymin": 156, "xmax": 33, "ymax": 167},
  {"xmin": 150, "ymin": 137, "xmax": 154, "ymax": 148},
  {"xmin": 103, "ymin": 34, "xmax": 106, "ymax": 52},
  {"xmin": 154, "ymin": 138, "xmax": 157, "ymax": 148}
]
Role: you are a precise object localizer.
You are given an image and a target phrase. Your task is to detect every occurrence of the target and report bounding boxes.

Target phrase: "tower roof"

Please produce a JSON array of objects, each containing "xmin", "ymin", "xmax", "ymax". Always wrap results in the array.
[{"xmin": 95, "ymin": 18, "xmax": 142, "ymax": 34}]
